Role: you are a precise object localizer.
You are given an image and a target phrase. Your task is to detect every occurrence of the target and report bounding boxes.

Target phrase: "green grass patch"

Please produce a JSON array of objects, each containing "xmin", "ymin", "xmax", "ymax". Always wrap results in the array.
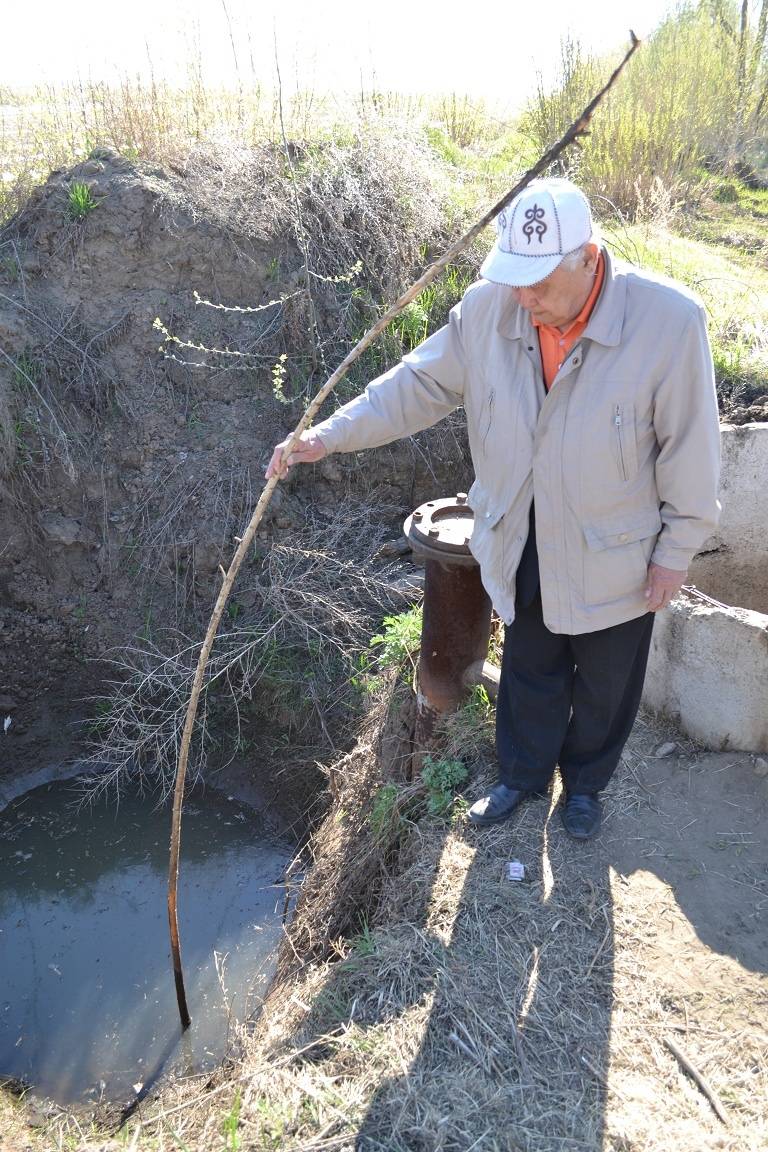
[
  {"xmin": 369, "ymin": 782, "xmax": 403, "ymax": 839},
  {"xmin": 221, "ymin": 1088, "xmax": 242, "ymax": 1151},
  {"xmin": 687, "ymin": 174, "xmax": 768, "ymax": 261},
  {"xmin": 604, "ymin": 219, "xmax": 768, "ymax": 410},
  {"xmin": 66, "ymin": 181, "xmax": 98, "ymax": 220}
]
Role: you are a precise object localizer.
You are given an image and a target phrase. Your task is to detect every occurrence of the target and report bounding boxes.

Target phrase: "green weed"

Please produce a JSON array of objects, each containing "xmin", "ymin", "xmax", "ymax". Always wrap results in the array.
[
  {"xmin": 9, "ymin": 354, "xmax": 42, "ymax": 469},
  {"xmin": 387, "ymin": 264, "xmax": 476, "ymax": 354},
  {"xmin": 313, "ymin": 985, "xmax": 353, "ymax": 1024},
  {"xmin": 12, "ymin": 351, "xmax": 38, "ymax": 390},
  {"xmin": 390, "ymin": 297, "xmax": 430, "ymax": 350},
  {"xmin": 421, "ymin": 754, "xmax": 468, "ymax": 817},
  {"xmin": 67, "ymin": 181, "xmax": 98, "ymax": 220},
  {"xmin": 369, "ymin": 782, "xmax": 401, "ymax": 839},
  {"xmin": 222, "ymin": 1088, "xmax": 242, "ymax": 1151},
  {"xmin": 435, "ymin": 682, "xmax": 496, "ymax": 766},
  {"xmin": 0, "ymin": 253, "xmax": 20, "ymax": 282},
  {"xmin": 712, "ymin": 180, "xmax": 740, "ymax": 204},
  {"xmin": 12, "ymin": 418, "xmax": 33, "ymax": 466},
  {"xmin": 350, "ymin": 915, "xmax": 378, "ymax": 957},
  {"xmin": 86, "ymin": 698, "xmax": 113, "ymax": 737},
  {"xmin": 425, "ymin": 125, "xmax": 464, "ymax": 167},
  {"xmin": 369, "ymin": 607, "xmax": 422, "ymax": 671},
  {"xmin": 250, "ymin": 1096, "xmax": 290, "ymax": 1149},
  {"xmin": 139, "ymin": 608, "xmax": 153, "ymax": 644},
  {"xmin": 349, "ymin": 649, "xmax": 376, "ymax": 694}
]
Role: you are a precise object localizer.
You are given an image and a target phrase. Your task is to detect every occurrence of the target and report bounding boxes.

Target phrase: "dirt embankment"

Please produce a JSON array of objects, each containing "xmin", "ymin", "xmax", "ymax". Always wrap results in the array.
[{"xmin": 0, "ymin": 143, "xmax": 471, "ymax": 782}]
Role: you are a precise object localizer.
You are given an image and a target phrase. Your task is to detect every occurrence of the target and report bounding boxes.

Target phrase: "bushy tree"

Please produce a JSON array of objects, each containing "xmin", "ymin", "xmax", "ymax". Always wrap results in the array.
[{"xmin": 524, "ymin": 2, "xmax": 768, "ymax": 217}]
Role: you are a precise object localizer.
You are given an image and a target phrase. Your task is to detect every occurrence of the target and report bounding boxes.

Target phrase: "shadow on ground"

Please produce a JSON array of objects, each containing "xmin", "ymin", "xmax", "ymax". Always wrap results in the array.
[{"xmin": 275, "ymin": 714, "xmax": 767, "ymax": 1151}]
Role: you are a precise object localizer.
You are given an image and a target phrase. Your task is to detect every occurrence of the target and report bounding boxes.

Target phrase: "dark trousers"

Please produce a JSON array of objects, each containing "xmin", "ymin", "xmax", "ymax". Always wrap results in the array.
[{"xmin": 497, "ymin": 517, "xmax": 654, "ymax": 795}]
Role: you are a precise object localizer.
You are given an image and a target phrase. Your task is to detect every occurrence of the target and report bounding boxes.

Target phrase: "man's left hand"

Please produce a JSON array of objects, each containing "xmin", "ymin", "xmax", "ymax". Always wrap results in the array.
[{"xmin": 644, "ymin": 563, "xmax": 687, "ymax": 612}]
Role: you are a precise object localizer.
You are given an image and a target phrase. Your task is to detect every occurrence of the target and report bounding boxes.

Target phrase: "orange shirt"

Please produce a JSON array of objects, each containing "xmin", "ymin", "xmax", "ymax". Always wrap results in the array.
[{"xmin": 533, "ymin": 252, "xmax": 605, "ymax": 390}]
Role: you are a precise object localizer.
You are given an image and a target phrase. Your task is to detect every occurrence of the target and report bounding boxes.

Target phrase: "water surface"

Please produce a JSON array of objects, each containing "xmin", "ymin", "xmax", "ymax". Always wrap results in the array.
[{"xmin": 0, "ymin": 776, "xmax": 292, "ymax": 1105}]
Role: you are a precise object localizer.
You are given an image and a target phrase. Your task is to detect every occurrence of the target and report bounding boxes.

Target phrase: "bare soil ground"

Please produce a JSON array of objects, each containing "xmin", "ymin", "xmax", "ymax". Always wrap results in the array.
[{"xmin": 0, "ymin": 145, "xmax": 468, "ymax": 783}]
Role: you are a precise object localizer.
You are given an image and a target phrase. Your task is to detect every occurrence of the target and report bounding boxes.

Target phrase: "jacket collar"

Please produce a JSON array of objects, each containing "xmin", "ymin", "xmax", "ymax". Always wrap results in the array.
[
  {"xmin": 496, "ymin": 246, "xmax": 627, "ymax": 347},
  {"xmin": 582, "ymin": 247, "xmax": 625, "ymax": 347}
]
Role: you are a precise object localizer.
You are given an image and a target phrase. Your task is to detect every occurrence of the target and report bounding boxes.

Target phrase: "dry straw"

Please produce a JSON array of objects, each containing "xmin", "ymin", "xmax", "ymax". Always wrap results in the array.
[{"xmin": 167, "ymin": 34, "xmax": 642, "ymax": 1028}]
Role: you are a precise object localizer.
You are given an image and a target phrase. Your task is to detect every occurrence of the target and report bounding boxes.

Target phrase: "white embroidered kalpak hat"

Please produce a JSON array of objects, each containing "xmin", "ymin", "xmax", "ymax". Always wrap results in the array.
[{"xmin": 480, "ymin": 178, "xmax": 594, "ymax": 288}]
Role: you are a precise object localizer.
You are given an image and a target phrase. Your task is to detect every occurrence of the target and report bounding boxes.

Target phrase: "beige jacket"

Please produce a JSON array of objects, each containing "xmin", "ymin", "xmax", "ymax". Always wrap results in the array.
[{"xmin": 314, "ymin": 249, "xmax": 721, "ymax": 634}]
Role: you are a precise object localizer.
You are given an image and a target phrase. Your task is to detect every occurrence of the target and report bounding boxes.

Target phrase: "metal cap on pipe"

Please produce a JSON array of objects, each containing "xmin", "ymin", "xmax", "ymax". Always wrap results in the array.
[{"xmin": 404, "ymin": 494, "xmax": 477, "ymax": 567}]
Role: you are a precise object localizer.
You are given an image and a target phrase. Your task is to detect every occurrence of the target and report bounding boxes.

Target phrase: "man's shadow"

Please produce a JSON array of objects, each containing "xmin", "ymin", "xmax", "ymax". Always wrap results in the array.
[{"xmin": 349, "ymin": 785, "xmax": 615, "ymax": 1151}]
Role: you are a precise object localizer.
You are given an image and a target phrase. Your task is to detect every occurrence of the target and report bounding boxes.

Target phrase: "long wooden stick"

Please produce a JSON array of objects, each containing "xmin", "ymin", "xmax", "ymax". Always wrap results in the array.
[{"xmin": 167, "ymin": 33, "xmax": 641, "ymax": 1027}]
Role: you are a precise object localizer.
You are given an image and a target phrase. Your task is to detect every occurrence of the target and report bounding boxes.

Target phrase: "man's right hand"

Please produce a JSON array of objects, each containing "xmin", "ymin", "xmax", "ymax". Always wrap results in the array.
[{"xmin": 265, "ymin": 430, "xmax": 327, "ymax": 479}]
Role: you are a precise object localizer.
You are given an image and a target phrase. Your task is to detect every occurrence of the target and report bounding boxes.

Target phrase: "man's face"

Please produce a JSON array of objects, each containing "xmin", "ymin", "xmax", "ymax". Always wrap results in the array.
[{"xmin": 511, "ymin": 243, "xmax": 599, "ymax": 329}]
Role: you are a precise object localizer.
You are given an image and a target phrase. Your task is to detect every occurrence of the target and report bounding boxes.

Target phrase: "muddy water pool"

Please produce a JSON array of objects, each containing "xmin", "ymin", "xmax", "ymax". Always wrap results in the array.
[{"xmin": 0, "ymin": 775, "xmax": 293, "ymax": 1105}]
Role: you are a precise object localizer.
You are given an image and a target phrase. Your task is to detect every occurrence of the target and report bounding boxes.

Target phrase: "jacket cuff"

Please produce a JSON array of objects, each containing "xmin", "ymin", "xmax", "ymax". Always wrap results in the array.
[
  {"xmin": 313, "ymin": 424, "xmax": 337, "ymax": 455},
  {"xmin": 650, "ymin": 541, "xmax": 693, "ymax": 571}
]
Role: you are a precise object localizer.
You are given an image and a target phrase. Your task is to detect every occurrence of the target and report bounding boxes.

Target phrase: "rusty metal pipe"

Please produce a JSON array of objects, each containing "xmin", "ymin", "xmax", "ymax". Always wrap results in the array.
[{"xmin": 404, "ymin": 494, "xmax": 492, "ymax": 752}]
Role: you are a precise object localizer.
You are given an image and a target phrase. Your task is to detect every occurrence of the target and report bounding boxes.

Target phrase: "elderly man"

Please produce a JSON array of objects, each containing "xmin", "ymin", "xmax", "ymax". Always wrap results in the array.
[{"xmin": 267, "ymin": 178, "xmax": 721, "ymax": 840}]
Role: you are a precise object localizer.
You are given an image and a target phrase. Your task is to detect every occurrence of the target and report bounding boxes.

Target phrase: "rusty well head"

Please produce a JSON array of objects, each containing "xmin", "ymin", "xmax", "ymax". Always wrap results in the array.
[{"xmin": 403, "ymin": 493, "xmax": 477, "ymax": 566}]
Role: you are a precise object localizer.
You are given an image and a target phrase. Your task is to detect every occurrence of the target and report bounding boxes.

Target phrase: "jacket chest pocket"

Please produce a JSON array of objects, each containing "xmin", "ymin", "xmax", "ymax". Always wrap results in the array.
[{"xmin": 613, "ymin": 403, "xmax": 638, "ymax": 482}]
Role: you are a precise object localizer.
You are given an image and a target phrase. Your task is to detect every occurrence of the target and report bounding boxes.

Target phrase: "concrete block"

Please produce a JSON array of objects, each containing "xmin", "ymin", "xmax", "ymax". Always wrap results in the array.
[
  {"xmin": 644, "ymin": 424, "xmax": 768, "ymax": 752},
  {"xmin": 644, "ymin": 594, "xmax": 768, "ymax": 752},
  {"xmin": 690, "ymin": 423, "xmax": 768, "ymax": 613}
]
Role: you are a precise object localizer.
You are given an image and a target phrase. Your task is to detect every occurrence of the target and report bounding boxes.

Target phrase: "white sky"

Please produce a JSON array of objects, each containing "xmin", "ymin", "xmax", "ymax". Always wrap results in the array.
[{"xmin": 3, "ymin": 0, "xmax": 673, "ymax": 110}]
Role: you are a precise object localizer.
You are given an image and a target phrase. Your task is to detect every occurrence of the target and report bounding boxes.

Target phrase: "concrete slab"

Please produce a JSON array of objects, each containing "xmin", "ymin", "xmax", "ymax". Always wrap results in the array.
[
  {"xmin": 644, "ymin": 592, "xmax": 768, "ymax": 751},
  {"xmin": 644, "ymin": 425, "xmax": 768, "ymax": 752},
  {"xmin": 689, "ymin": 423, "xmax": 768, "ymax": 613}
]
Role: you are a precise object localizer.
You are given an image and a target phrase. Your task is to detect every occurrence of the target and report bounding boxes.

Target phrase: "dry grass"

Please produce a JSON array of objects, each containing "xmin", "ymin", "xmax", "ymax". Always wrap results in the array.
[
  {"xmin": 227, "ymin": 717, "xmax": 766, "ymax": 1152},
  {"xmin": 0, "ymin": 80, "xmax": 504, "ymax": 228}
]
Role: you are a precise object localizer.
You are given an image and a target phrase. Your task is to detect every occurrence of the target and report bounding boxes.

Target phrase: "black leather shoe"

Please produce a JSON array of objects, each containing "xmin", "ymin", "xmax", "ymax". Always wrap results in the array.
[
  {"xmin": 468, "ymin": 784, "xmax": 533, "ymax": 826},
  {"xmin": 561, "ymin": 793, "xmax": 602, "ymax": 839}
]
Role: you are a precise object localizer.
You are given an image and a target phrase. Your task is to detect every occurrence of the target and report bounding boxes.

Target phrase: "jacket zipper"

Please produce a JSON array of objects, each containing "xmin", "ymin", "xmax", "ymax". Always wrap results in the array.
[
  {"xmin": 615, "ymin": 405, "xmax": 627, "ymax": 481},
  {"xmin": 482, "ymin": 389, "xmax": 495, "ymax": 455}
]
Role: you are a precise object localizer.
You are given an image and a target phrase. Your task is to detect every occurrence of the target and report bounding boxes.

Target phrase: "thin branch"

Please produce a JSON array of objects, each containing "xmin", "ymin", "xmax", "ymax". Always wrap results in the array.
[
  {"xmin": 191, "ymin": 288, "xmax": 304, "ymax": 313},
  {"xmin": 664, "ymin": 1036, "xmax": 730, "ymax": 1126}
]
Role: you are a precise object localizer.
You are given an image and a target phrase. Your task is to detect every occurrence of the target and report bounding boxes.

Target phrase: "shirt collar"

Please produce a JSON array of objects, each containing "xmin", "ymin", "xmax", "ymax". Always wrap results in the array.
[
  {"xmin": 496, "ymin": 246, "xmax": 626, "ymax": 347},
  {"xmin": 532, "ymin": 250, "xmax": 605, "ymax": 337}
]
